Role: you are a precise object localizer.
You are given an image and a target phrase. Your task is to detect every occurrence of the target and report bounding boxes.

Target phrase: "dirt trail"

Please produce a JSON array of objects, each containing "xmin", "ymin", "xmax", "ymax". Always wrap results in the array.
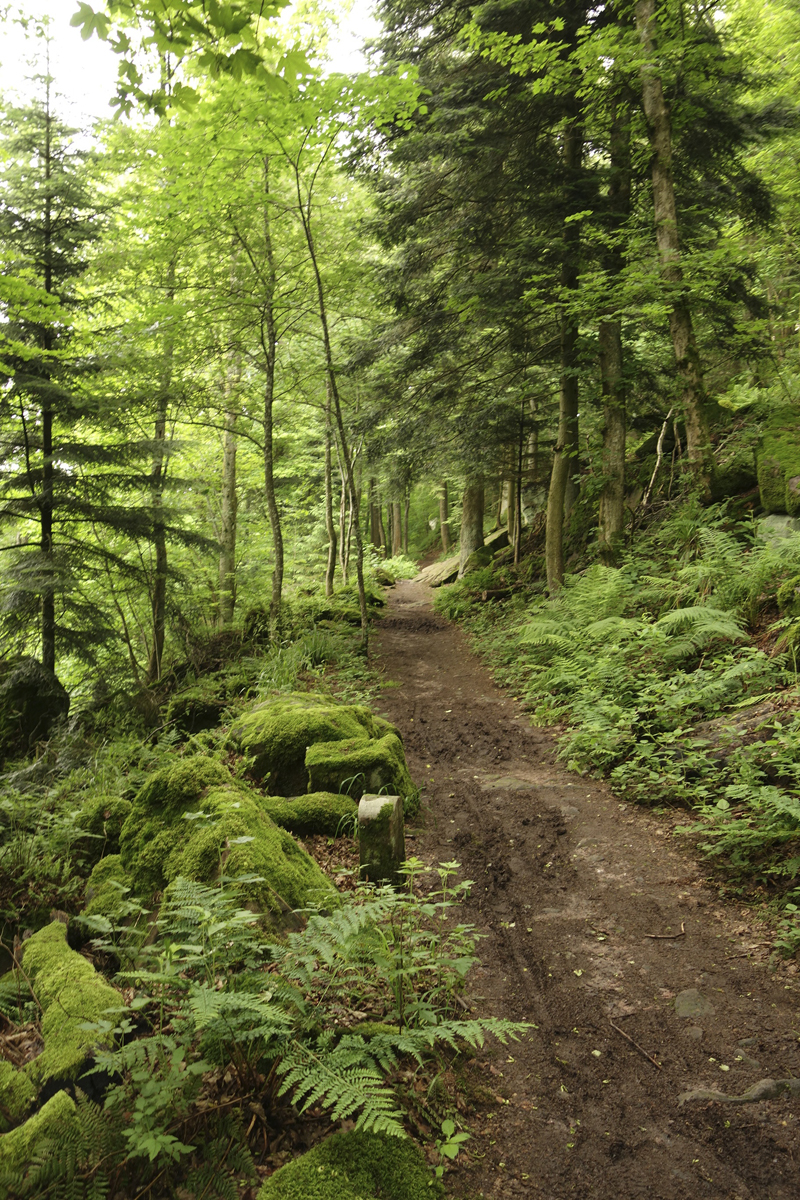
[{"xmin": 373, "ymin": 578, "xmax": 800, "ymax": 1199}]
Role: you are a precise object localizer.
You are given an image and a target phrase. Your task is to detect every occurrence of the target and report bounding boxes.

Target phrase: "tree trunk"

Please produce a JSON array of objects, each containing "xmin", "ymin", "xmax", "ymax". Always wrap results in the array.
[
  {"xmin": 403, "ymin": 492, "xmax": 410, "ymax": 555},
  {"xmin": 324, "ymin": 380, "xmax": 337, "ymax": 597},
  {"xmin": 439, "ymin": 481, "xmax": 451, "ymax": 552},
  {"xmin": 40, "ymin": 91, "xmax": 55, "ymax": 672},
  {"xmin": 515, "ymin": 406, "xmax": 525, "ymax": 565},
  {"xmin": 378, "ymin": 501, "xmax": 388, "ymax": 555},
  {"xmin": 293, "ymin": 159, "xmax": 369, "ymax": 649},
  {"xmin": 218, "ymin": 356, "xmax": 240, "ymax": 627},
  {"xmin": 261, "ymin": 157, "xmax": 284, "ymax": 625},
  {"xmin": 545, "ymin": 116, "xmax": 583, "ymax": 593},
  {"xmin": 598, "ymin": 101, "xmax": 631, "ymax": 564},
  {"xmin": 145, "ymin": 255, "xmax": 176, "ymax": 685},
  {"xmin": 458, "ymin": 476, "xmax": 484, "ymax": 578},
  {"xmin": 635, "ymin": 0, "xmax": 714, "ymax": 495},
  {"xmin": 369, "ymin": 477, "xmax": 382, "ymax": 549},
  {"xmin": 391, "ymin": 501, "xmax": 402, "ymax": 557}
]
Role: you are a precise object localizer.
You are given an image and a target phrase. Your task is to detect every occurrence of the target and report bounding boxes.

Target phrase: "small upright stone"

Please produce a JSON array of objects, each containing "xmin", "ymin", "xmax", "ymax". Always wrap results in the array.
[{"xmin": 358, "ymin": 794, "xmax": 405, "ymax": 885}]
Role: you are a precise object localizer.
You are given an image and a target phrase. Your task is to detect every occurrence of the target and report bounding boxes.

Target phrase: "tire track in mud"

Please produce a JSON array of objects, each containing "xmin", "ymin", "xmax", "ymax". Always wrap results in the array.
[{"xmin": 373, "ymin": 578, "xmax": 800, "ymax": 1200}]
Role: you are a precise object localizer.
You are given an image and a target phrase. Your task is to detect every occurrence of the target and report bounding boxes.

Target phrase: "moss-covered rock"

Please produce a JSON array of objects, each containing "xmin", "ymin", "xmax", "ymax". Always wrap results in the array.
[
  {"xmin": 119, "ymin": 757, "xmax": 336, "ymax": 916},
  {"xmin": 20, "ymin": 922, "xmax": 120, "ymax": 1089},
  {"xmin": 77, "ymin": 796, "xmax": 133, "ymax": 863},
  {"xmin": 0, "ymin": 1090, "xmax": 79, "ymax": 1177},
  {"xmin": 0, "ymin": 1061, "xmax": 36, "ymax": 1131},
  {"xmin": 230, "ymin": 693, "xmax": 397, "ymax": 795},
  {"xmin": 777, "ymin": 574, "xmax": 800, "ymax": 617},
  {"xmin": 82, "ymin": 854, "xmax": 133, "ymax": 918},
  {"xmin": 757, "ymin": 408, "xmax": 800, "ymax": 515},
  {"xmin": 261, "ymin": 792, "xmax": 357, "ymax": 837},
  {"xmin": 305, "ymin": 733, "xmax": 416, "ymax": 817},
  {"xmin": 256, "ymin": 1130, "xmax": 442, "ymax": 1200}
]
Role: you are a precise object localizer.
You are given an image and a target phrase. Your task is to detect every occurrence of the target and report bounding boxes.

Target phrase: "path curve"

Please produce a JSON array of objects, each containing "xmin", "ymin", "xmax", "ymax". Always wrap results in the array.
[{"xmin": 373, "ymin": 577, "xmax": 800, "ymax": 1199}]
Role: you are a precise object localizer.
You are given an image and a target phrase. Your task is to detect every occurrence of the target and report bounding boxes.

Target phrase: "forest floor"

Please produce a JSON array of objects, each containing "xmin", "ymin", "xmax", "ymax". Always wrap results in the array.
[{"xmin": 371, "ymin": 576, "xmax": 800, "ymax": 1200}]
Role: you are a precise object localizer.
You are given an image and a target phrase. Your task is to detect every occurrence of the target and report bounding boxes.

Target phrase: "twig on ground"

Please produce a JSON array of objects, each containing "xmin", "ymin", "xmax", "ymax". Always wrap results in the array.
[
  {"xmin": 644, "ymin": 922, "xmax": 686, "ymax": 940},
  {"xmin": 609, "ymin": 1020, "xmax": 662, "ymax": 1070}
]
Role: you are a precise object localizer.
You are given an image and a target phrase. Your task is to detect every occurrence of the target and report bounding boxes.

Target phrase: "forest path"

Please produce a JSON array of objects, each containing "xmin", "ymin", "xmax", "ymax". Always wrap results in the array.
[{"xmin": 372, "ymin": 578, "xmax": 800, "ymax": 1199}]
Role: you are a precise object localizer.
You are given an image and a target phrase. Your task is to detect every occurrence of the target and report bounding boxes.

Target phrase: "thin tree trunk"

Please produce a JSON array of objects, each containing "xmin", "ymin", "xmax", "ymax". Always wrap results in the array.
[
  {"xmin": 40, "ymin": 86, "xmax": 55, "ymax": 672},
  {"xmin": 439, "ymin": 481, "xmax": 451, "ymax": 552},
  {"xmin": 403, "ymin": 492, "xmax": 410, "ymax": 555},
  {"xmin": 324, "ymin": 380, "xmax": 337, "ymax": 597},
  {"xmin": 635, "ymin": 0, "xmax": 714, "ymax": 495},
  {"xmin": 261, "ymin": 156, "xmax": 283, "ymax": 624},
  {"xmin": 218, "ymin": 354, "xmax": 240, "ymax": 627},
  {"xmin": 598, "ymin": 102, "xmax": 631, "ymax": 564},
  {"xmin": 145, "ymin": 256, "xmax": 175, "ymax": 685},
  {"xmin": 391, "ymin": 501, "xmax": 402, "ymax": 557},
  {"xmin": 378, "ymin": 501, "xmax": 388, "ymax": 555},
  {"xmin": 546, "ymin": 116, "xmax": 583, "ymax": 593},
  {"xmin": 515, "ymin": 405, "xmax": 525, "ymax": 565},
  {"xmin": 369, "ymin": 477, "xmax": 382, "ymax": 549},
  {"xmin": 458, "ymin": 476, "xmax": 485, "ymax": 578},
  {"xmin": 293, "ymin": 159, "xmax": 369, "ymax": 649}
]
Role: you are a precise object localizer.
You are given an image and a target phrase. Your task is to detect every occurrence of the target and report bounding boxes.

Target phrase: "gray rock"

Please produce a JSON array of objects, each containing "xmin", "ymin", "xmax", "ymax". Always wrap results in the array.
[
  {"xmin": 756, "ymin": 514, "xmax": 800, "ymax": 545},
  {"xmin": 675, "ymin": 988, "xmax": 716, "ymax": 1019},
  {"xmin": 359, "ymin": 794, "xmax": 405, "ymax": 885},
  {"xmin": 684, "ymin": 1025, "xmax": 704, "ymax": 1041},
  {"xmin": 0, "ymin": 658, "xmax": 70, "ymax": 765}
]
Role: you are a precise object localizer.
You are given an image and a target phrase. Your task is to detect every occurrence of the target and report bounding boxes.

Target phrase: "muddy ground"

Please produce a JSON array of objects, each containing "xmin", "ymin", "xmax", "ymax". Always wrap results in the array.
[{"xmin": 372, "ymin": 577, "xmax": 800, "ymax": 1200}]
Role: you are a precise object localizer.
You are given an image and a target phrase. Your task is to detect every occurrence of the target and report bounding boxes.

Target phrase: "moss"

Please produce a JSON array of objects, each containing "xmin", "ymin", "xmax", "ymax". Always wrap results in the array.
[
  {"xmin": 0, "ymin": 1090, "xmax": 78, "ymax": 1175},
  {"xmin": 757, "ymin": 408, "xmax": 800, "ymax": 515},
  {"xmin": 305, "ymin": 734, "xmax": 415, "ymax": 813},
  {"xmin": 230, "ymin": 693, "xmax": 394, "ymax": 795},
  {"xmin": 256, "ymin": 1130, "xmax": 442, "ymax": 1200},
  {"xmin": 0, "ymin": 1061, "xmax": 36, "ymax": 1130},
  {"xmin": 261, "ymin": 792, "xmax": 358, "ymax": 837},
  {"xmin": 119, "ymin": 757, "xmax": 336, "ymax": 916},
  {"xmin": 20, "ymin": 922, "xmax": 120, "ymax": 1088},
  {"xmin": 82, "ymin": 854, "xmax": 132, "ymax": 918},
  {"xmin": 77, "ymin": 795, "xmax": 133, "ymax": 862}
]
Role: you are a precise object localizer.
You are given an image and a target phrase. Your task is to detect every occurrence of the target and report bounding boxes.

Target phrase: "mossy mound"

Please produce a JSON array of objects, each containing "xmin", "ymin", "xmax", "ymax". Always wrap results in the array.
[
  {"xmin": 0, "ymin": 1061, "xmax": 36, "ymax": 1131},
  {"xmin": 230, "ymin": 693, "xmax": 397, "ymax": 795},
  {"xmin": 0, "ymin": 1090, "xmax": 78, "ymax": 1177},
  {"xmin": 77, "ymin": 795, "xmax": 133, "ymax": 863},
  {"xmin": 261, "ymin": 792, "xmax": 357, "ymax": 837},
  {"xmin": 0, "ymin": 657, "xmax": 70, "ymax": 767},
  {"xmin": 82, "ymin": 854, "xmax": 132, "ymax": 918},
  {"xmin": 777, "ymin": 574, "xmax": 800, "ymax": 617},
  {"xmin": 119, "ymin": 757, "xmax": 336, "ymax": 915},
  {"xmin": 757, "ymin": 408, "xmax": 800, "ymax": 515},
  {"xmin": 20, "ymin": 922, "xmax": 120, "ymax": 1089},
  {"xmin": 305, "ymin": 733, "xmax": 417, "ymax": 818},
  {"xmin": 256, "ymin": 1130, "xmax": 442, "ymax": 1200}
]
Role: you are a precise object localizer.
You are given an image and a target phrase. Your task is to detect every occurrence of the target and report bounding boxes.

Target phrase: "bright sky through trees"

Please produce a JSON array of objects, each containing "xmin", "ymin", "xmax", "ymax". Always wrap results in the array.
[{"xmin": 0, "ymin": 0, "xmax": 379, "ymax": 124}]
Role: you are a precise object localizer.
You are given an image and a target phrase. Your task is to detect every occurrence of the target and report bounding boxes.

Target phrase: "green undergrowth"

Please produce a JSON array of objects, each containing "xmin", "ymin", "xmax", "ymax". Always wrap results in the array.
[
  {"xmin": 443, "ymin": 502, "xmax": 800, "ymax": 928},
  {"xmin": 1, "ymin": 866, "xmax": 524, "ymax": 1198}
]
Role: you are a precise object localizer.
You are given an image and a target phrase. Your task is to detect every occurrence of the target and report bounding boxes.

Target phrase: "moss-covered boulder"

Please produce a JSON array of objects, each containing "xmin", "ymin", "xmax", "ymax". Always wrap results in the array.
[
  {"xmin": 77, "ymin": 796, "xmax": 133, "ymax": 864},
  {"xmin": 20, "ymin": 922, "xmax": 120, "ymax": 1089},
  {"xmin": 230, "ymin": 693, "xmax": 397, "ymax": 795},
  {"xmin": 305, "ymin": 733, "xmax": 417, "ymax": 817},
  {"xmin": 0, "ymin": 1090, "xmax": 79, "ymax": 1179},
  {"xmin": 256, "ymin": 1130, "xmax": 442, "ymax": 1200},
  {"xmin": 82, "ymin": 854, "xmax": 133, "ymax": 918},
  {"xmin": 119, "ymin": 757, "xmax": 336, "ymax": 916},
  {"xmin": 0, "ymin": 1061, "xmax": 36, "ymax": 1131},
  {"xmin": 757, "ymin": 408, "xmax": 800, "ymax": 515},
  {"xmin": 261, "ymin": 792, "xmax": 357, "ymax": 838}
]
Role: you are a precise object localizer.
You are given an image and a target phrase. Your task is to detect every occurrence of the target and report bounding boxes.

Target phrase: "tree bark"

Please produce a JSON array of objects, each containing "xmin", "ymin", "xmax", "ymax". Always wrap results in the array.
[
  {"xmin": 292, "ymin": 155, "xmax": 370, "ymax": 649},
  {"xmin": 458, "ymin": 476, "xmax": 485, "ymax": 578},
  {"xmin": 40, "ymin": 89, "xmax": 55, "ymax": 672},
  {"xmin": 218, "ymin": 354, "xmax": 240, "ymax": 627},
  {"xmin": 598, "ymin": 102, "xmax": 631, "ymax": 564},
  {"xmin": 145, "ymin": 255, "xmax": 175, "ymax": 685},
  {"xmin": 391, "ymin": 501, "xmax": 402, "ymax": 557},
  {"xmin": 635, "ymin": 0, "xmax": 714, "ymax": 495},
  {"xmin": 403, "ymin": 492, "xmax": 410, "ymax": 555},
  {"xmin": 261, "ymin": 156, "xmax": 284, "ymax": 625},
  {"xmin": 324, "ymin": 380, "xmax": 337, "ymax": 597},
  {"xmin": 439, "ymin": 481, "xmax": 451, "ymax": 552},
  {"xmin": 545, "ymin": 116, "xmax": 583, "ymax": 593}
]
